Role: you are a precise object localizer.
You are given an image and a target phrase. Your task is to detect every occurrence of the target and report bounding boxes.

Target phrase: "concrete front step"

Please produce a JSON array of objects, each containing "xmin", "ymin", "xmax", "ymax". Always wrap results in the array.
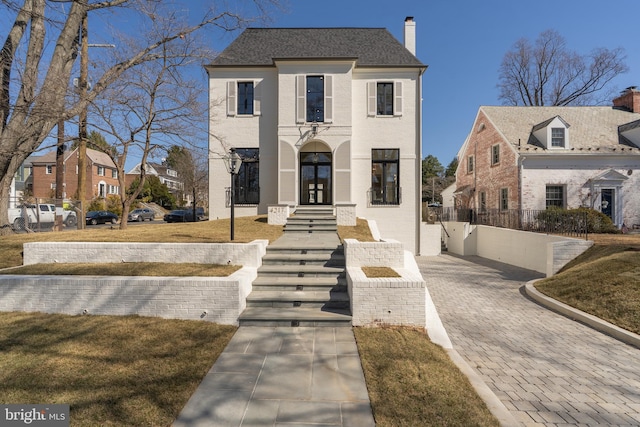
[
  {"xmin": 252, "ymin": 276, "xmax": 347, "ymax": 292},
  {"xmin": 239, "ymin": 307, "xmax": 352, "ymax": 327},
  {"xmin": 266, "ymin": 245, "xmax": 342, "ymax": 254},
  {"xmin": 257, "ymin": 265, "xmax": 345, "ymax": 277},
  {"xmin": 246, "ymin": 290, "xmax": 350, "ymax": 308},
  {"xmin": 261, "ymin": 253, "xmax": 345, "ymax": 266},
  {"xmin": 284, "ymin": 225, "xmax": 338, "ymax": 233},
  {"xmin": 242, "ymin": 205, "xmax": 350, "ymax": 327},
  {"xmin": 293, "ymin": 207, "xmax": 334, "ymax": 215},
  {"xmin": 287, "ymin": 216, "xmax": 336, "ymax": 223}
]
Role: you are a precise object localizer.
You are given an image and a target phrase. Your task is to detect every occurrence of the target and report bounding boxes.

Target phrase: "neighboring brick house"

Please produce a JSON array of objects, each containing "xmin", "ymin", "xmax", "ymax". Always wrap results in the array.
[
  {"xmin": 454, "ymin": 87, "xmax": 640, "ymax": 229},
  {"xmin": 30, "ymin": 147, "xmax": 120, "ymax": 200},
  {"xmin": 206, "ymin": 18, "xmax": 427, "ymax": 253}
]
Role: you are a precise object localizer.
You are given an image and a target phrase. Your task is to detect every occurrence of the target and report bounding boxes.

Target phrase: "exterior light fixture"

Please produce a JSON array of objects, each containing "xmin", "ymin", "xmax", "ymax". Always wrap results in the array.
[{"xmin": 223, "ymin": 148, "xmax": 242, "ymax": 240}]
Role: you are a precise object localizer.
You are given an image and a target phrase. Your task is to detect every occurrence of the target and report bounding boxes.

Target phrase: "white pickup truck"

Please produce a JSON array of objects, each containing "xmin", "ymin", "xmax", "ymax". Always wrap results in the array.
[{"xmin": 8, "ymin": 203, "xmax": 78, "ymax": 230}]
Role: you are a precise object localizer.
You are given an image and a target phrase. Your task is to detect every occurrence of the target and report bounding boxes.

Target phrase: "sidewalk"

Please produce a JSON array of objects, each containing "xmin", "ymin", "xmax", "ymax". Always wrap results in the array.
[{"xmin": 173, "ymin": 326, "xmax": 375, "ymax": 427}]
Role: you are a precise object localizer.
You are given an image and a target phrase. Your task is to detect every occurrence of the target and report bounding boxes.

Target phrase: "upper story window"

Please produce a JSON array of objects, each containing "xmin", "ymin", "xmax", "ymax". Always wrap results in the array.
[
  {"xmin": 97, "ymin": 166, "xmax": 105, "ymax": 176},
  {"xmin": 111, "ymin": 169, "xmax": 118, "ymax": 179},
  {"xmin": 45, "ymin": 165, "xmax": 53, "ymax": 175},
  {"xmin": 237, "ymin": 82, "xmax": 254, "ymax": 115},
  {"xmin": 551, "ymin": 128, "xmax": 565, "ymax": 147},
  {"xmin": 467, "ymin": 155, "xmax": 474, "ymax": 174},
  {"xmin": 306, "ymin": 76, "xmax": 324, "ymax": 122},
  {"xmin": 491, "ymin": 144, "xmax": 500, "ymax": 166},
  {"xmin": 296, "ymin": 75, "xmax": 333, "ymax": 124},
  {"xmin": 227, "ymin": 80, "xmax": 261, "ymax": 117},
  {"xmin": 377, "ymin": 83, "xmax": 394, "ymax": 115},
  {"xmin": 368, "ymin": 81, "xmax": 403, "ymax": 117},
  {"xmin": 371, "ymin": 149, "xmax": 400, "ymax": 205}
]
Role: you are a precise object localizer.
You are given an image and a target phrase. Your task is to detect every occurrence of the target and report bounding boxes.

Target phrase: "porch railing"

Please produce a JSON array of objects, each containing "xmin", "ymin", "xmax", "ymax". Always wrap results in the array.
[{"xmin": 225, "ymin": 186, "xmax": 260, "ymax": 207}]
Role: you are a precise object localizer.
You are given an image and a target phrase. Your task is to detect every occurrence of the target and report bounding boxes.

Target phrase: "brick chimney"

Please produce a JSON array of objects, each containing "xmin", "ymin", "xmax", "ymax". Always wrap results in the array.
[
  {"xmin": 404, "ymin": 17, "xmax": 416, "ymax": 56},
  {"xmin": 613, "ymin": 86, "xmax": 640, "ymax": 113}
]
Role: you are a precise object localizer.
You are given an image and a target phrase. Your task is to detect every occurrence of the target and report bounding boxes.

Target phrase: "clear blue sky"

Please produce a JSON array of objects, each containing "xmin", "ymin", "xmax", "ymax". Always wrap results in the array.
[
  {"xmin": 205, "ymin": 0, "xmax": 640, "ymax": 167},
  {"xmin": 18, "ymin": 0, "xmax": 637, "ymax": 169}
]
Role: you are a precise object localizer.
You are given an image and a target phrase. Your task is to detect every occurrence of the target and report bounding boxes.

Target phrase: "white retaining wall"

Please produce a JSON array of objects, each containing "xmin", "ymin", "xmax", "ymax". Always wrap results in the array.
[
  {"xmin": 344, "ymin": 239, "xmax": 426, "ymax": 326},
  {"xmin": 420, "ymin": 223, "xmax": 442, "ymax": 256},
  {"xmin": 23, "ymin": 241, "xmax": 268, "ymax": 267},
  {"xmin": 336, "ymin": 204, "xmax": 357, "ymax": 226},
  {"xmin": 443, "ymin": 222, "xmax": 593, "ymax": 276},
  {"xmin": 0, "ymin": 268, "xmax": 256, "ymax": 325},
  {"xmin": 343, "ymin": 238, "xmax": 404, "ymax": 268},
  {"xmin": 1, "ymin": 241, "xmax": 268, "ymax": 325}
]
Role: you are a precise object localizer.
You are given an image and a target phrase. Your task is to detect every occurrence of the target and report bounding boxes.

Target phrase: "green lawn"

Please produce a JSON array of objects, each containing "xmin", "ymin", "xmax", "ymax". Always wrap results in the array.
[{"xmin": 1, "ymin": 219, "xmax": 637, "ymax": 425}]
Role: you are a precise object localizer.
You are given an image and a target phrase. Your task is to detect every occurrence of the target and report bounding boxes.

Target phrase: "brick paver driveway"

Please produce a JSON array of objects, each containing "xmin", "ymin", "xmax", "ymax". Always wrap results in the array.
[{"xmin": 417, "ymin": 254, "xmax": 640, "ymax": 427}]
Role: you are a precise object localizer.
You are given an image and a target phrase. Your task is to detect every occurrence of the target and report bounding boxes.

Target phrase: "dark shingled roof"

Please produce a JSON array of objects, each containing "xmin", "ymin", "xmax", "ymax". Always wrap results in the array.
[{"xmin": 209, "ymin": 28, "xmax": 425, "ymax": 68}]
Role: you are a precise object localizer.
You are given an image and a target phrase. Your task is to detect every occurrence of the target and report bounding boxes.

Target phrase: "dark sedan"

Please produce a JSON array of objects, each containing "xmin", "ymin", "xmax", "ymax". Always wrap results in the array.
[
  {"xmin": 163, "ymin": 210, "xmax": 187, "ymax": 223},
  {"xmin": 86, "ymin": 210, "xmax": 118, "ymax": 225},
  {"xmin": 163, "ymin": 208, "xmax": 204, "ymax": 223}
]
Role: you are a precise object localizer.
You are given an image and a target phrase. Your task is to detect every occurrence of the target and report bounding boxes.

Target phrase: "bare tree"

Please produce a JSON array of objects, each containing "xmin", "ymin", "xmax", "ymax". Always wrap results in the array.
[
  {"xmin": 90, "ymin": 32, "xmax": 210, "ymax": 229},
  {"xmin": 0, "ymin": 0, "xmax": 281, "ymax": 233},
  {"xmin": 497, "ymin": 29, "xmax": 628, "ymax": 106},
  {"xmin": 165, "ymin": 145, "xmax": 208, "ymax": 217}
]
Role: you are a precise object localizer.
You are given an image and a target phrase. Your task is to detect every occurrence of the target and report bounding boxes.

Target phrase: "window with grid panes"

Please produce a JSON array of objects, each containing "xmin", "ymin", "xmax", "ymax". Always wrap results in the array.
[
  {"xmin": 371, "ymin": 149, "xmax": 400, "ymax": 205},
  {"xmin": 237, "ymin": 82, "xmax": 254, "ymax": 115},
  {"xmin": 551, "ymin": 128, "xmax": 565, "ymax": 147},
  {"xmin": 546, "ymin": 185, "xmax": 564, "ymax": 208}
]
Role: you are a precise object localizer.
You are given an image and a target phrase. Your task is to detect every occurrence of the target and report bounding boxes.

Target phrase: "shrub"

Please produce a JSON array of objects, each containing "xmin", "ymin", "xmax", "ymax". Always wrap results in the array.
[{"xmin": 537, "ymin": 207, "xmax": 619, "ymax": 234}]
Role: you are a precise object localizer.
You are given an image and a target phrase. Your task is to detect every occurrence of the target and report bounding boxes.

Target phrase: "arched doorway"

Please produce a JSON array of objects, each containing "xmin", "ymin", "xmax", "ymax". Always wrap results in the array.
[{"xmin": 300, "ymin": 141, "xmax": 332, "ymax": 205}]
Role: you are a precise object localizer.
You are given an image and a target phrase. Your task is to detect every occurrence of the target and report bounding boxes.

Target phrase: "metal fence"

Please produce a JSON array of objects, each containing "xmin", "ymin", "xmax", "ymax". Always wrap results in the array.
[
  {"xmin": 5, "ymin": 197, "xmax": 82, "ymax": 233},
  {"xmin": 430, "ymin": 207, "xmax": 591, "ymax": 239}
]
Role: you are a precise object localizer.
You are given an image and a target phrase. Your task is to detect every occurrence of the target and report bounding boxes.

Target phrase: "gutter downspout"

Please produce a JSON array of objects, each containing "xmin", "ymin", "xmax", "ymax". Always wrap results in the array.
[
  {"xmin": 417, "ymin": 67, "xmax": 425, "ymax": 254},
  {"xmin": 518, "ymin": 154, "xmax": 526, "ymax": 211}
]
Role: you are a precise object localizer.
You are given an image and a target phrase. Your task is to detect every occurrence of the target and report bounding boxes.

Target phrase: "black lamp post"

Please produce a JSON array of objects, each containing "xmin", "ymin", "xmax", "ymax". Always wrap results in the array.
[{"xmin": 224, "ymin": 148, "xmax": 242, "ymax": 240}]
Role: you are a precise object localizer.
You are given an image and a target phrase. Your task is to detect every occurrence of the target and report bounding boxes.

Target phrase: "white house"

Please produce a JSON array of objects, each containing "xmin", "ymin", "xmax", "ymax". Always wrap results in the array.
[
  {"xmin": 206, "ymin": 18, "xmax": 427, "ymax": 253},
  {"xmin": 126, "ymin": 161, "xmax": 191, "ymax": 204},
  {"xmin": 454, "ymin": 87, "xmax": 640, "ymax": 229}
]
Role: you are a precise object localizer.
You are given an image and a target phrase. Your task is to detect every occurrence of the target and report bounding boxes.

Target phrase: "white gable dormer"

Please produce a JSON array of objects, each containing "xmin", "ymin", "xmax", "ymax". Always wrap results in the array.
[{"xmin": 532, "ymin": 116, "xmax": 570, "ymax": 149}]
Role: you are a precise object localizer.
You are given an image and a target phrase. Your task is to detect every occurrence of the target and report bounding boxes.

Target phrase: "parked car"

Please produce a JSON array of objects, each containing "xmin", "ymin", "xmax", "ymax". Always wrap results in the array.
[
  {"xmin": 128, "ymin": 208, "xmax": 154, "ymax": 222},
  {"xmin": 163, "ymin": 210, "xmax": 187, "ymax": 223},
  {"xmin": 9, "ymin": 203, "xmax": 77, "ymax": 230},
  {"xmin": 86, "ymin": 210, "xmax": 118, "ymax": 225},
  {"xmin": 163, "ymin": 208, "xmax": 205, "ymax": 223}
]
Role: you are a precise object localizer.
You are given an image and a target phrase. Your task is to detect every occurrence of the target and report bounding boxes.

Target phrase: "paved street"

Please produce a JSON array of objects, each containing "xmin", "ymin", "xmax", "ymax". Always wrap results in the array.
[{"xmin": 417, "ymin": 254, "xmax": 640, "ymax": 427}]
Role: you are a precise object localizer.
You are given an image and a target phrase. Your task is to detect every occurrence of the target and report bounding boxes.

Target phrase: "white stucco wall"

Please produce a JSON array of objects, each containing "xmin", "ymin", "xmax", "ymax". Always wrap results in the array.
[
  {"xmin": 520, "ymin": 155, "xmax": 640, "ymax": 228},
  {"xmin": 208, "ymin": 68, "xmax": 278, "ymax": 219},
  {"xmin": 351, "ymin": 70, "xmax": 421, "ymax": 253},
  {"xmin": 208, "ymin": 61, "xmax": 423, "ymax": 253}
]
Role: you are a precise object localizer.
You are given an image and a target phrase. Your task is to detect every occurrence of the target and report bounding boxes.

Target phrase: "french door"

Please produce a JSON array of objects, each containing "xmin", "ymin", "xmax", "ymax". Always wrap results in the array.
[{"xmin": 300, "ymin": 152, "xmax": 332, "ymax": 205}]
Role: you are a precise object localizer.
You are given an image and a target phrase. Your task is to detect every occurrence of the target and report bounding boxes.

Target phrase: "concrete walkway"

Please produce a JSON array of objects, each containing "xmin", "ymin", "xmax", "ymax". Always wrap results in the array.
[
  {"xmin": 173, "ymin": 326, "xmax": 375, "ymax": 426},
  {"xmin": 417, "ymin": 253, "xmax": 640, "ymax": 427}
]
